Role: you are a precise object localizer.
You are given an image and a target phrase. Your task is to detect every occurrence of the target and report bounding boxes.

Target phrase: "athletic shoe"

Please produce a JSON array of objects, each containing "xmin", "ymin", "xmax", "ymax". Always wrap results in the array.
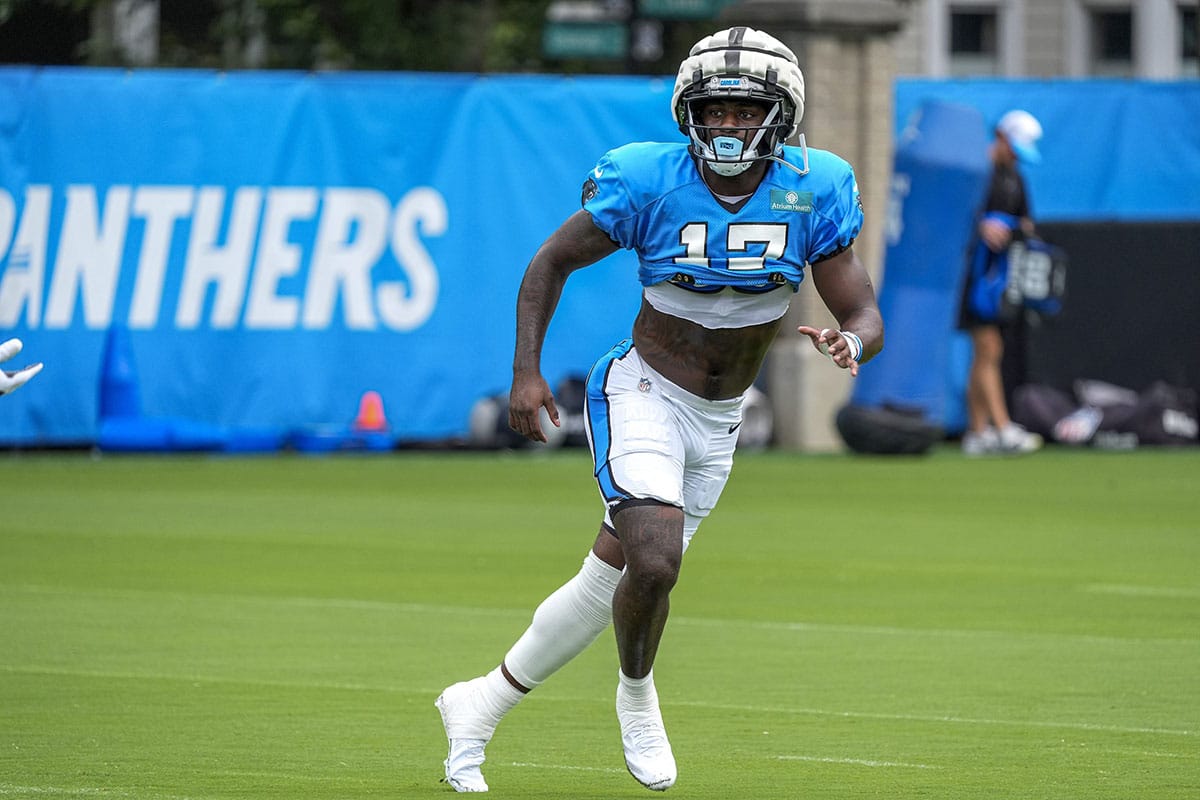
[
  {"xmin": 961, "ymin": 426, "xmax": 999, "ymax": 456},
  {"xmin": 997, "ymin": 423, "xmax": 1043, "ymax": 453},
  {"xmin": 617, "ymin": 682, "xmax": 677, "ymax": 791},
  {"xmin": 441, "ymin": 738, "xmax": 488, "ymax": 793},
  {"xmin": 436, "ymin": 679, "xmax": 494, "ymax": 792}
]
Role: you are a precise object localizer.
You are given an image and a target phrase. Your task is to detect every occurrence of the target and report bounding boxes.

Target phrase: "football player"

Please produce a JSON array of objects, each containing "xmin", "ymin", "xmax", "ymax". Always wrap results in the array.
[{"xmin": 437, "ymin": 26, "xmax": 882, "ymax": 792}]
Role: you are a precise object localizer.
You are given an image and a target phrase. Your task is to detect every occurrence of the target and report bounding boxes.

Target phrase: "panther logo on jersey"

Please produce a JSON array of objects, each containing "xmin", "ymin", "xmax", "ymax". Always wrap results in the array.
[{"xmin": 582, "ymin": 177, "xmax": 599, "ymax": 205}]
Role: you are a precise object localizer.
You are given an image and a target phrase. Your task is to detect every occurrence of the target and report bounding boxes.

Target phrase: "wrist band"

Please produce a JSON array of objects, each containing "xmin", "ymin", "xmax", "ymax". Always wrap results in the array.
[
  {"xmin": 841, "ymin": 330, "xmax": 863, "ymax": 362},
  {"xmin": 817, "ymin": 329, "xmax": 863, "ymax": 362}
]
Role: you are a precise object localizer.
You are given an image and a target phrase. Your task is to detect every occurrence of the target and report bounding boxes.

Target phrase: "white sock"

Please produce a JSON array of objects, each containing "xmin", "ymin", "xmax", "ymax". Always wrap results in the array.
[
  {"xmin": 504, "ymin": 551, "xmax": 622, "ymax": 690},
  {"xmin": 483, "ymin": 665, "xmax": 525, "ymax": 717},
  {"xmin": 617, "ymin": 668, "xmax": 658, "ymax": 713}
]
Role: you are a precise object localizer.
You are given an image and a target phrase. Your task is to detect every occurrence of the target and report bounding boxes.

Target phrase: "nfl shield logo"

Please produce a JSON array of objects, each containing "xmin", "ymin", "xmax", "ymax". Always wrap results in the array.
[{"xmin": 638, "ymin": 377, "xmax": 651, "ymax": 393}]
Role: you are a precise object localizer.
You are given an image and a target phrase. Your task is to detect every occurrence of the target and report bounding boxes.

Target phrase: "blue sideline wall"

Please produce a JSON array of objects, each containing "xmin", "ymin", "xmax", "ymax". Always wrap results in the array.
[
  {"xmin": 0, "ymin": 70, "xmax": 1197, "ymax": 446},
  {"xmin": 0, "ymin": 68, "xmax": 676, "ymax": 446}
]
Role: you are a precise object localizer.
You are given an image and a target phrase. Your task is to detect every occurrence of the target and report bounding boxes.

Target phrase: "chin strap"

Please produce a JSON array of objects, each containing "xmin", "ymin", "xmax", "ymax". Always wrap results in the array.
[
  {"xmin": 697, "ymin": 133, "xmax": 810, "ymax": 178},
  {"xmin": 765, "ymin": 134, "xmax": 809, "ymax": 176}
]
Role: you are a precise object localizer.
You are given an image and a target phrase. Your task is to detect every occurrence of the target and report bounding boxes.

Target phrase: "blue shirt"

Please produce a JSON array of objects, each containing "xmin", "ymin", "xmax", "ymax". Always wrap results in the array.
[{"xmin": 582, "ymin": 142, "xmax": 863, "ymax": 293}]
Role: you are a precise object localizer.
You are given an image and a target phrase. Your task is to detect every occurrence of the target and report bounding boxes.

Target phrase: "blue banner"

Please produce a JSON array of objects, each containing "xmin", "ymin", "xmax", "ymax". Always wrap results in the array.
[
  {"xmin": 894, "ymin": 79, "xmax": 1200, "ymax": 222},
  {"xmin": 3, "ymin": 70, "xmax": 1197, "ymax": 446},
  {"xmin": 0, "ymin": 68, "xmax": 677, "ymax": 445}
]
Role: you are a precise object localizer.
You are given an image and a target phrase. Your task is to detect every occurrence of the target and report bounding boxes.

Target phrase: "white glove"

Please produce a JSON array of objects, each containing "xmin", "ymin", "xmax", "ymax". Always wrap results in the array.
[{"xmin": 0, "ymin": 338, "xmax": 43, "ymax": 396}]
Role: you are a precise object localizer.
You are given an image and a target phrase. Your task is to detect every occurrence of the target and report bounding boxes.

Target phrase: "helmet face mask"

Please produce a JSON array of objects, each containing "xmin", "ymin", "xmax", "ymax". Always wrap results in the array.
[
  {"xmin": 681, "ymin": 79, "xmax": 788, "ymax": 176},
  {"xmin": 673, "ymin": 27, "xmax": 806, "ymax": 177}
]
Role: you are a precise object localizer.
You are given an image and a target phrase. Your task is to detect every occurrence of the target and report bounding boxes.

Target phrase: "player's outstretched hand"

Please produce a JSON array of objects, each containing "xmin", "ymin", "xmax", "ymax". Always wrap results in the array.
[
  {"xmin": 0, "ymin": 338, "xmax": 43, "ymax": 396},
  {"xmin": 509, "ymin": 369, "xmax": 560, "ymax": 443},
  {"xmin": 796, "ymin": 325, "xmax": 860, "ymax": 377}
]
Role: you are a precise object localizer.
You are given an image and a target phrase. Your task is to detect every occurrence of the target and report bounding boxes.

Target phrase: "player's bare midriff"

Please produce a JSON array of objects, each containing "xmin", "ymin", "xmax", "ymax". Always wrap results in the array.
[{"xmin": 631, "ymin": 298, "xmax": 782, "ymax": 400}]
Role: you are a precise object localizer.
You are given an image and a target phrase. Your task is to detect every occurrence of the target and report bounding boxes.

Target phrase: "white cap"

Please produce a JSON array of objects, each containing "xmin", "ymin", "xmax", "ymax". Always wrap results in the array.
[{"xmin": 996, "ymin": 109, "xmax": 1043, "ymax": 164}]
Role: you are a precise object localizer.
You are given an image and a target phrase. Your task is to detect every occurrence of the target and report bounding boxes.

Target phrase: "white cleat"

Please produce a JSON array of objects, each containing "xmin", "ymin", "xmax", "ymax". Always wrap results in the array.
[
  {"xmin": 441, "ymin": 738, "xmax": 488, "ymax": 793},
  {"xmin": 617, "ymin": 684, "xmax": 677, "ymax": 791},
  {"xmin": 436, "ymin": 679, "xmax": 495, "ymax": 792},
  {"xmin": 961, "ymin": 426, "xmax": 1000, "ymax": 456},
  {"xmin": 997, "ymin": 423, "xmax": 1043, "ymax": 454}
]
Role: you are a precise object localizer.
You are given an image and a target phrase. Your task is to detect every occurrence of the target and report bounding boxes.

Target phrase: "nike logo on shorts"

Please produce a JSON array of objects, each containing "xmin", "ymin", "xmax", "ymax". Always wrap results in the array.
[{"xmin": 728, "ymin": 421, "xmax": 742, "ymax": 434}]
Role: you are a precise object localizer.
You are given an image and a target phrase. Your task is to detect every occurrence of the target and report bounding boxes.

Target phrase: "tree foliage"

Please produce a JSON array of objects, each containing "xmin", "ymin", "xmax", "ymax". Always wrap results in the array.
[
  {"xmin": 252, "ymin": 0, "xmax": 556, "ymax": 72},
  {"xmin": 0, "ymin": 0, "xmax": 714, "ymax": 74}
]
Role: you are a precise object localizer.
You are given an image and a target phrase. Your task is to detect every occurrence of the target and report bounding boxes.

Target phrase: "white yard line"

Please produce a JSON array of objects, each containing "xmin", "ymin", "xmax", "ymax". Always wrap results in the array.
[
  {"xmin": 2, "ymin": 662, "xmax": 1193, "ymax": 739},
  {"xmin": 5, "ymin": 583, "xmax": 1196, "ymax": 646},
  {"xmin": 1083, "ymin": 583, "xmax": 1200, "ymax": 599},
  {"xmin": 776, "ymin": 755, "xmax": 941, "ymax": 769},
  {"xmin": 0, "ymin": 662, "xmax": 386, "ymax": 695},
  {"xmin": 0, "ymin": 785, "xmax": 192, "ymax": 800},
  {"xmin": 4, "ymin": 584, "xmax": 1196, "ymax": 743},
  {"xmin": 507, "ymin": 762, "xmax": 624, "ymax": 774},
  {"xmin": 673, "ymin": 699, "xmax": 1195, "ymax": 738}
]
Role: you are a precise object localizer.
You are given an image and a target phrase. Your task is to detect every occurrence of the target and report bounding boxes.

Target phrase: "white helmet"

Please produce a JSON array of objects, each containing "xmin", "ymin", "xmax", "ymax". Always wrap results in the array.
[{"xmin": 672, "ymin": 27, "xmax": 806, "ymax": 176}]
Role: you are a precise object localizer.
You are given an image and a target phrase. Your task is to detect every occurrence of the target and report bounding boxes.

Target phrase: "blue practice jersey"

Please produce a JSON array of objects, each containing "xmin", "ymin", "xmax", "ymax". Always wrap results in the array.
[{"xmin": 581, "ymin": 142, "xmax": 863, "ymax": 293}]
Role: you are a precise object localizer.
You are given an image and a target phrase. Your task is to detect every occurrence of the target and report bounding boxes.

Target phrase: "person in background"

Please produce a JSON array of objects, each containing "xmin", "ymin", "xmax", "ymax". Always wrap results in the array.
[
  {"xmin": 0, "ymin": 338, "xmax": 42, "ymax": 396},
  {"xmin": 958, "ymin": 109, "xmax": 1045, "ymax": 456},
  {"xmin": 434, "ymin": 26, "xmax": 882, "ymax": 793}
]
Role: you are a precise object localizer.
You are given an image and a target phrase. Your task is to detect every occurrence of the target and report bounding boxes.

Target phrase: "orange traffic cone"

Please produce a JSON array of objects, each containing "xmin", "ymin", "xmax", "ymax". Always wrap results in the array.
[{"xmin": 353, "ymin": 390, "xmax": 388, "ymax": 432}]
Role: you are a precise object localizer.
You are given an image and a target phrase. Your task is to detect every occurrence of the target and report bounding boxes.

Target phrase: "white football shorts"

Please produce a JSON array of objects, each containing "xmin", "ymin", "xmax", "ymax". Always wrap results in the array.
[{"xmin": 583, "ymin": 338, "xmax": 744, "ymax": 549}]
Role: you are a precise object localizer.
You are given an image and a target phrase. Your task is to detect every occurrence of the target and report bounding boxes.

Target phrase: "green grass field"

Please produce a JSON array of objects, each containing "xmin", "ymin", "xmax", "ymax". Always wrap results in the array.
[{"xmin": 1, "ymin": 447, "xmax": 1197, "ymax": 799}]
